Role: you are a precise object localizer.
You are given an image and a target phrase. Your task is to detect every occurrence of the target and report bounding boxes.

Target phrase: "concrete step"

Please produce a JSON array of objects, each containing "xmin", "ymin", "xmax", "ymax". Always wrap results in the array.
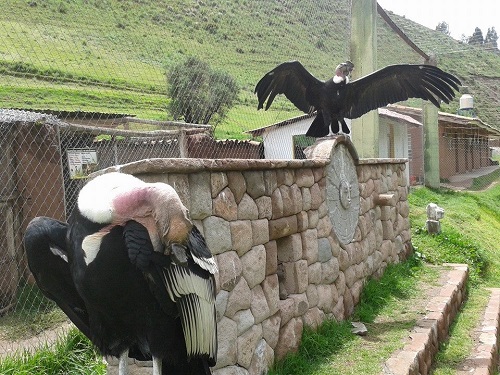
[
  {"xmin": 383, "ymin": 263, "xmax": 469, "ymax": 375},
  {"xmin": 457, "ymin": 288, "xmax": 500, "ymax": 375}
]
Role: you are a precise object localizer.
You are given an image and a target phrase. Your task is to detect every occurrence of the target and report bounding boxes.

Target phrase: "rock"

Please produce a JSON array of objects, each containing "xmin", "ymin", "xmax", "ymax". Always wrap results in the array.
[
  {"xmin": 295, "ymin": 168, "xmax": 315, "ymax": 188},
  {"xmin": 217, "ymin": 251, "xmax": 242, "ymax": 292},
  {"xmin": 296, "ymin": 211, "xmax": 309, "ymax": 232},
  {"xmin": 188, "ymin": 172, "xmax": 212, "ymax": 219},
  {"xmin": 317, "ymin": 284, "xmax": 334, "ymax": 313},
  {"xmin": 213, "ymin": 187, "xmax": 237, "ymax": 221},
  {"xmin": 276, "ymin": 169, "xmax": 294, "ymax": 186},
  {"xmin": 216, "ymin": 290, "xmax": 229, "ymax": 322},
  {"xmin": 230, "ymin": 220, "xmax": 253, "ymax": 256},
  {"xmin": 271, "ymin": 188, "xmax": 284, "ymax": 219},
  {"xmin": 212, "ymin": 366, "xmax": 249, "ymax": 375},
  {"xmin": 351, "ymin": 321, "xmax": 368, "ymax": 336},
  {"xmin": 251, "ymin": 219, "xmax": 269, "ymax": 246},
  {"xmin": 289, "ymin": 293, "xmax": 309, "ymax": 317},
  {"xmin": 268, "ymin": 216, "xmax": 298, "ymax": 240},
  {"xmin": 214, "ymin": 317, "xmax": 238, "ymax": 368},
  {"xmin": 237, "ymin": 324, "xmax": 263, "ymax": 368},
  {"xmin": 278, "ymin": 298, "xmax": 295, "ymax": 327},
  {"xmin": 302, "ymin": 307, "xmax": 324, "ymax": 330},
  {"xmin": 302, "ymin": 187, "xmax": 312, "ymax": 211},
  {"xmin": 262, "ymin": 314, "xmax": 281, "ymax": 349},
  {"xmin": 167, "ymin": 174, "xmax": 190, "ymax": 207},
  {"xmin": 321, "ymin": 257, "xmax": 340, "ymax": 284},
  {"xmin": 238, "ymin": 193, "xmax": 259, "ymax": 220},
  {"xmin": 226, "ymin": 278, "xmax": 252, "ymax": 317},
  {"xmin": 232, "ymin": 309, "xmax": 255, "ymax": 335},
  {"xmin": 332, "ymin": 296, "xmax": 345, "ymax": 321},
  {"xmin": 244, "ymin": 171, "xmax": 266, "ymax": 199},
  {"xmin": 248, "ymin": 339, "xmax": 274, "ymax": 375},
  {"xmin": 255, "ymin": 196, "xmax": 272, "ymax": 220},
  {"xmin": 307, "ymin": 262, "xmax": 321, "ymax": 285},
  {"xmin": 310, "ymin": 183, "xmax": 322, "ymax": 210},
  {"xmin": 241, "ymin": 245, "xmax": 266, "ymax": 289},
  {"xmin": 306, "ymin": 284, "xmax": 319, "ymax": 307},
  {"xmin": 301, "ymin": 229, "xmax": 319, "ymax": 265},
  {"xmin": 250, "ymin": 285, "xmax": 271, "ymax": 324},
  {"xmin": 280, "ymin": 185, "xmax": 296, "ymax": 217},
  {"xmin": 316, "ymin": 215, "xmax": 332, "ymax": 238},
  {"xmin": 203, "ymin": 216, "xmax": 232, "ymax": 255},
  {"xmin": 264, "ymin": 241, "xmax": 278, "ymax": 276},
  {"xmin": 263, "ymin": 170, "xmax": 278, "ymax": 195},
  {"xmin": 308, "ymin": 209, "xmax": 319, "ymax": 228},
  {"xmin": 282, "ymin": 260, "xmax": 308, "ymax": 294},
  {"xmin": 317, "ymin": 237, "xmax": 332, "ymax": 263},
  {"xmin": 227, "ymin": 171, "xmax": 246, "ymax": 204},
  {"xmin": 261, "ymin": 275, "xmax": 280, "ymax": 316},
  {"xmin": 211, "ymin": 172, "xmax": 228, "ymax": 198},
  {"xmin": 276, "ymin": 233, "xmax": 302, "ymax": 262},
  {"xmin": 275, "ymin": 318, "xmax": 303, "ymax": 360}
]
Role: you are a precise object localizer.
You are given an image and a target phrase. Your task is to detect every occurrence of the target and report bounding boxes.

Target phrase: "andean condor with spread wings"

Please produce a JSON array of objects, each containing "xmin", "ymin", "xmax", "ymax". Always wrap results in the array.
[{"xmin": 255, "ymin": 60, "xmax": 461, "ymax": 137}]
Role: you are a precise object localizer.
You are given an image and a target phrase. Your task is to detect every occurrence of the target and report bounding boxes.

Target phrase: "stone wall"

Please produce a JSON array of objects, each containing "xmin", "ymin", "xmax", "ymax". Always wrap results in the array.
[{"xmin": 101, "ymin": 136, "xmax": 412, "ymax": 375}]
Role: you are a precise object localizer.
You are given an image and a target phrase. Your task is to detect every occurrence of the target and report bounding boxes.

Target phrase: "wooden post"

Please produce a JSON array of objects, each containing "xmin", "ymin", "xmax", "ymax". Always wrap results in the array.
[
  {"xmin": 423, "ymin": 57, "xmax": 440, "ymax": 188},
  {"xmin": 178, "ymin": 129, "xmax": 187, "ymax": 158},
  {"xmin": 350, "ymin": 0, "xmax": 379, "ymax": 158}
]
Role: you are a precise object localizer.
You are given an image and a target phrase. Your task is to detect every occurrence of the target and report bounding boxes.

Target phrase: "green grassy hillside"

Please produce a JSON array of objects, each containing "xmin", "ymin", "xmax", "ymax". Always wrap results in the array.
[
  {"xmin": 378, "ymin": 11, "xmax": 500, "ymax": 130},
  {"xmin": 0, "ymin": 0, "xmax": 498, "ymax": 138}
]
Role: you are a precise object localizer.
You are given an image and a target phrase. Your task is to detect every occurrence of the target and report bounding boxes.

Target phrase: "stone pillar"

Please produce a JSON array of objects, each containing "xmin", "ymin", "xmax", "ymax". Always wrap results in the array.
[
  {"xmin": 350, "ymin": 0, "xmax": 379, "ymax": 158},
  {"xmin": 426, "ymin": 203, "xmax": 444, "ymax": 234}
]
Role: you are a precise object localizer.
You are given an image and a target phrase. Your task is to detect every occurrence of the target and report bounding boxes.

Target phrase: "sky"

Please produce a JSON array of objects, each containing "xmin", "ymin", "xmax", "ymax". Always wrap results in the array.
[{"xmin": 377, "ymin": 0, "xmax": 499, "ymax": 41}]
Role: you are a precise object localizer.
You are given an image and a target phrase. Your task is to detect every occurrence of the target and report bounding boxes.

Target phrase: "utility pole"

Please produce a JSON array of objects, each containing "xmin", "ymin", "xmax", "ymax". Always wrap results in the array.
[
  {"xmin": 423, "ymin": 57, "xmax": 440, "ymax": 188},
  {"xmin": 350, "ymin": 0, "xmax": 379, "ymax": 158}
]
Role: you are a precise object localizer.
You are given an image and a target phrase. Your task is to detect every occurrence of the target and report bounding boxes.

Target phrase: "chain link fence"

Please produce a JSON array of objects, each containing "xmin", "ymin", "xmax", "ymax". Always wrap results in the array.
[{"xmin": 0, "ymin": 0, "xmax": 499, "ymax": 359}]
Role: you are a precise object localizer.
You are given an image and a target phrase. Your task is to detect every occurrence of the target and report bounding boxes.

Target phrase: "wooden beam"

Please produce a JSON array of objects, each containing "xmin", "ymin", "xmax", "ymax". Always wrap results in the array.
[
  {"xmin": 376, "ymin": 4, "xmax": 430, "ymax": 61},
  {"xmin": 350, "ymin": 0, "xmax": 379, "ymax": 158}
]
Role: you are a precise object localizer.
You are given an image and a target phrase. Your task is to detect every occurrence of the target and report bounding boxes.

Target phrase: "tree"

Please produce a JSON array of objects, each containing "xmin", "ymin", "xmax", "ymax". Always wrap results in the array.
[
  {"xmin": 435, "ymin": 21, "xmax": 450, "ymax": 36},
  {"xmin": 167, "ymin": 57, "xmax": 239, "ymax": 125},
  {"xmin": 468, "ymin": 27, "xmax": 484, "ymax": 45},
  {"xmin": 484, "ymin": 27, "xmax": 499, "ymax": 51}
]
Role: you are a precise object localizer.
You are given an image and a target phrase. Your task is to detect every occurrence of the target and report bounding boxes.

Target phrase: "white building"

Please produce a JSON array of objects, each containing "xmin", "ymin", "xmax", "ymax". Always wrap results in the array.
[{"xmin": 247, "ymin": 108, "xmax": 421, "ymax": 162}]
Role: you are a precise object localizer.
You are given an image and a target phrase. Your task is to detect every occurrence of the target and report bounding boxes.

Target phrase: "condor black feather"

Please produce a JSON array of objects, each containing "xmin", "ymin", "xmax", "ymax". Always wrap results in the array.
[{"xmin": 255, "ymin": 61, "xmax": 461, "ymax": 137}]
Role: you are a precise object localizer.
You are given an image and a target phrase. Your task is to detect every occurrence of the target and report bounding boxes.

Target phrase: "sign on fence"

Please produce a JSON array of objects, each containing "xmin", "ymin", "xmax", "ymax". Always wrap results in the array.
[{"xmin": 66, "ymin": 148, "xmax": 98, "ymax": 179}]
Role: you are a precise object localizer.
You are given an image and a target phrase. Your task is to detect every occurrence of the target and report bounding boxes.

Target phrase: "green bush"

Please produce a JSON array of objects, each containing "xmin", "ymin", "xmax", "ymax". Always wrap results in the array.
[{"xmin": 166, "ymin": 56, "xmax": 239, "ymax": 126}]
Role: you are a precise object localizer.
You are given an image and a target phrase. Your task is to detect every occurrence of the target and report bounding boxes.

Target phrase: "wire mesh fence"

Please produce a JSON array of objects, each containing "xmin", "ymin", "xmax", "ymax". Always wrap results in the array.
[{"xmin": 0, "ymin": 0, "xmax": 499, "ymax": 361}]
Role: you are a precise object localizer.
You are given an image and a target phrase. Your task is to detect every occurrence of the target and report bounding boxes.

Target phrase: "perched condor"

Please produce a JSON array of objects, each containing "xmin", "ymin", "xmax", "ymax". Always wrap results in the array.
[
  {"xmin": 24, "ymin": 217, "xmax": 90, "ymax": 339},
  {"xmin": 24, "ymin": 217, "xmax": 151, "ymax": 363},
  {"xmin": 68, "ymin": 172, "xmax": 218, "ymax": 375},
  {"xmin": 255, "ymin": 60, "xmax": 461, "ymax": 137}
]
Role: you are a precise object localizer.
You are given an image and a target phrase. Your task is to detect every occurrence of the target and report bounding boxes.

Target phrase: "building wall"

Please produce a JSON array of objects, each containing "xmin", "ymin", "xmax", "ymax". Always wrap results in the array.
[
  {"xmin": 102, "ymin": 137, "xmax": 412, "ymax": 375},
  {"xmin": 261, "ymin": 119, "xmax": 314, "ymax": 159},
  {"xmin": 379, "ymin": 119, "xmax": 410, "ymax": 183},
  {"xmin": 438, "ymin": 127, "xmax": 494, "ymax": 180},
  {"xmin": 13, "ymin": 126, "xmax": 66, "ymax": 284}
]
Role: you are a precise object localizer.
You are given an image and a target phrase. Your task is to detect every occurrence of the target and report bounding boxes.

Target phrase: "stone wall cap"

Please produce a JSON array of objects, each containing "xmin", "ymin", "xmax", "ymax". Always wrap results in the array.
[
  {"xmin": 92, "ymin": 157, "xmax": 329, "ymax": 177},
  {"xmin": 358, "ymin": 158, "xmax": 408, "ymax": 164}
]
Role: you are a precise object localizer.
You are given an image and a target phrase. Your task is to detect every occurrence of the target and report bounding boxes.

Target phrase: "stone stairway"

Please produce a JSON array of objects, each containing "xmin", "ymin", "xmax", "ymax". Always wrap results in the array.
[
  {"xmin": 383, "ymin": 264, "xmax": 500, "ymax": 375},
  {"xmin": 457, "ymin": 288, "xmax": 500, "ymax": 375}
]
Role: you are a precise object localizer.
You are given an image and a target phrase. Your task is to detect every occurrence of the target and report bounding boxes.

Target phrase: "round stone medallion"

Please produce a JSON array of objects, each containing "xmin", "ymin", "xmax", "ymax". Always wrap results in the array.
[{"xmin": 326, "ymin": 141, "xmax": 360, "ymax": 245}]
